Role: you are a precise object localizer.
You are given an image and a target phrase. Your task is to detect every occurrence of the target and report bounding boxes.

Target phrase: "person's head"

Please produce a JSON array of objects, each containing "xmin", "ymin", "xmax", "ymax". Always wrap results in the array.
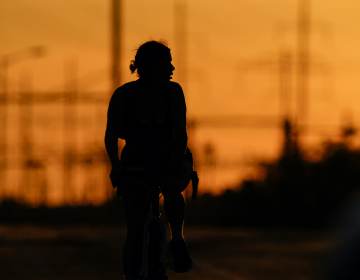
[{"xmin": 130, "ymin": 41, "xmax": 175, "ymax": 81}]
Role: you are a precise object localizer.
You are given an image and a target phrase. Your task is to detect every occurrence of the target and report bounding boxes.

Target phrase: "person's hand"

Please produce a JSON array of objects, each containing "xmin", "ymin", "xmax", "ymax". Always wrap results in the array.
[
  {"xmin": 110, "ymin": 163, "xmax": 126, "ymax": 197},
  {"xmin": 109, "ymin": 162, "xmax": 123, "ymax": 188}
]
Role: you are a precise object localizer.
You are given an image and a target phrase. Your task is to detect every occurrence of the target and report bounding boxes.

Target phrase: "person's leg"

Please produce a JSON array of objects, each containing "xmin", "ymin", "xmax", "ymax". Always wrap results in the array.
[
  {"xmin": 122, "ymin": 188, "xmax": 152, "ymax": 279},
  {"xmin": 163, "ymin": 192, "xmax": 192, "ymax": 272},
  {"xmin": 122, "ymin": 186, "xmax": 168, "ymax": 280},
  {"xmin": 147, "ymin": 192, "xmax": 168, "ymax": 280},
  {"xmin": 163, "ymin": 192, "xmax": 185, "ymax": 241}
]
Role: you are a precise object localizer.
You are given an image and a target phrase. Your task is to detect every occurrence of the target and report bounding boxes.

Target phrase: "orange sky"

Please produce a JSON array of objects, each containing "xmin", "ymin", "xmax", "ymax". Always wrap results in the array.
[{"xmin": 1, "ymin": 0, "xmax": 360, "ymax": 201}]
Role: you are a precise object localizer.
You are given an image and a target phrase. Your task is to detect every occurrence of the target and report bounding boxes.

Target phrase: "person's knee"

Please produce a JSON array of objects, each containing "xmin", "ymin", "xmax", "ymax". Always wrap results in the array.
[
  {"xmin": 165, "ymin": 192, "xmax": 184, "ymax": 209},
  {"xmin": 163, "ymin": 191, "xmax": 183, "ymax": 202},
  {"xmin": 163, "ymin": 192, "xmax": 185, "ymax": 218}
]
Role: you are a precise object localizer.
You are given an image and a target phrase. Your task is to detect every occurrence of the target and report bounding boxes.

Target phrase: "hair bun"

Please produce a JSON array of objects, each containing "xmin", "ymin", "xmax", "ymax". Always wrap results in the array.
[{"xmin": 129, "ymin": 60, "xmax": 137, "ymax": 73}]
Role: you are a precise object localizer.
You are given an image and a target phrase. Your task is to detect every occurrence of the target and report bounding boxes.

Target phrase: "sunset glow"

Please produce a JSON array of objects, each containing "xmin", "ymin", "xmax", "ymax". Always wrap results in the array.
[{"xmin": 1, "ymin": 0, "xmax": 360, "ymax": 205}]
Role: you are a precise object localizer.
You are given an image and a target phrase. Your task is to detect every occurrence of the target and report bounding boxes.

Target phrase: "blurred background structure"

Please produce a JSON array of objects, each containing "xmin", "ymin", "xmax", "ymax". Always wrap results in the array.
[
  {"xmin": 4, "ymin": 1, "xmax": 360, "ymax": 280},
  {"xmin": 0, "ymin": 0, "xmax": 360, "ymax": 206}
]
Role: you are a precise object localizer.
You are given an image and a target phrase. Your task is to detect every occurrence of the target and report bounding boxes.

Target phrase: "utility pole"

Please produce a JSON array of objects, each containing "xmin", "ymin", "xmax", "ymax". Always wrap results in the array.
[
  {"xmin": 63, "ymin": 58, "xmax": 79, "ymax": 204},
  {"xmin": 0, "ymin": 58, "xmax": 8, "ymax": 200},
  {"xmin": 111, "ymin": 0, "xmax": 122, "ymax": 91},
  {"xmin": 19, "ymin": 72, "xmax": 34, "ymax": 203},
  {"xmin": 297, "ymin": 0, "xmax": 311, "ymax": 128},
  {"xmin": 174, "ymin": 0, "xmax": 188, "ymax": 91},
  {"xmin": 278, "ymin": 51, "xmax": 293, "ymax": 120}
]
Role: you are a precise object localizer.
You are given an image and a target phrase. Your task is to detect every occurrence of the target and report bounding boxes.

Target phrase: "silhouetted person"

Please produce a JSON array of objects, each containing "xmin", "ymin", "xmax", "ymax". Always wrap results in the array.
[{"xmin": 105, "ymin": 41, "xmax": 192, "ymax": 280}]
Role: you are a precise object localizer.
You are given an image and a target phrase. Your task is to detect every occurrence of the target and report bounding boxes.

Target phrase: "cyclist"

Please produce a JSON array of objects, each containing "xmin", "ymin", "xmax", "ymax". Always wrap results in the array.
[{"xmin": 105, "ymin": 41, "xmax": 193, "ymax": 280}]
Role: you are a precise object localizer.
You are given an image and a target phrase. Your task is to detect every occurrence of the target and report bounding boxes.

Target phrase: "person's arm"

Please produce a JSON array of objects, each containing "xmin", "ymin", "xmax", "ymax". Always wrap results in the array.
[
  {"xmin": 171, "ymin": 83, "xmax": 188, "ymax": 163},
  {"xmin": 105, "ymin": 91, "xmax": 121, "ymax": 168},
  {"xmin": 104, "ymin": 130, "xmax": 119, "ymax": 167},
  {"xmin": 105, "ymin": 88, "xmax": 128, "ymax": 189}
]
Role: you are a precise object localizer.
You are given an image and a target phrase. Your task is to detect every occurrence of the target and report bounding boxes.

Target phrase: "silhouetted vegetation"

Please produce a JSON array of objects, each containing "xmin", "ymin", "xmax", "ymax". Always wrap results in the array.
[
  {"xmin": 187, "ymin": 120, "xmax": 360, "ymax": 227},
  {"xmin": 2, "ymin": 121, "xmax": 360, "ymax": 229},
  {"xmin": 0, "ymin": 199, "xmax": 125, "ymax": 225}
]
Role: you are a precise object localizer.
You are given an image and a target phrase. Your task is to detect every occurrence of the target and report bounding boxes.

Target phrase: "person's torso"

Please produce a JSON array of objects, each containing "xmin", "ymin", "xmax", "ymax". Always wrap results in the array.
[{"xmin": 120, "ymin": 80, "xmax": 174, "ymax": 172}]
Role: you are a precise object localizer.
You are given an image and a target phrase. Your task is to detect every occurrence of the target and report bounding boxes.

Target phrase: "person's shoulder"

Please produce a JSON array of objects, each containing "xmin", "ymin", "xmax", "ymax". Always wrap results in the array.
[
  {"xmin": 168, "ymin": 81, "xmax": 183, "ymax": 93},
  {"xmin": 111, "ymin": 81, "xmax": 139, "ymax": 103},
  {"xmin": 168, "ymin": 82, "xmax": 186, "ymax": 108},
  {"xmin": 168, "ymin": 81, "xmax": 185, "ymax": 102},
  {"xmin": 113, "ymin": 81, "xmax": 138, "ymax": 95}
]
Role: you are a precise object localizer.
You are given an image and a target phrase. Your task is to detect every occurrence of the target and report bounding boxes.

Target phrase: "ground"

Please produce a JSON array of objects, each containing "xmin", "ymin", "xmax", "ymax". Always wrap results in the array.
[{"xmin": 0, "ymin": 225, "xmax": 332, "ymax": 280}]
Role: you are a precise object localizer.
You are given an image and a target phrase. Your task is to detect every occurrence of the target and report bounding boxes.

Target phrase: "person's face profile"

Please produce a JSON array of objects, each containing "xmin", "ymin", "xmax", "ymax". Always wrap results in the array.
[{"xmin": 150, "ymin": 54, "xmax": 174, "ymax": 81}]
